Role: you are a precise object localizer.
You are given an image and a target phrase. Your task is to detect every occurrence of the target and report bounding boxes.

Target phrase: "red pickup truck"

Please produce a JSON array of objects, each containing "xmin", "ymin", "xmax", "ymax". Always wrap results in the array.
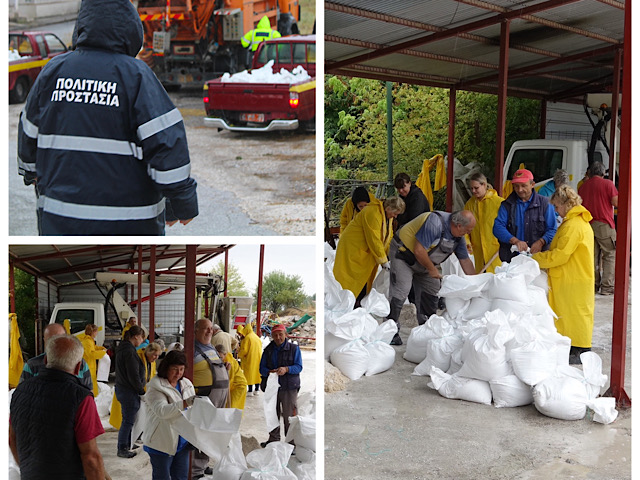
[
  {"xmin": 9, "ymin": 31, "xmax": 68, "ymax": 103},
  {"xmin": 203, "ymin": 35, "xmax": 315, "ymax": 132}
]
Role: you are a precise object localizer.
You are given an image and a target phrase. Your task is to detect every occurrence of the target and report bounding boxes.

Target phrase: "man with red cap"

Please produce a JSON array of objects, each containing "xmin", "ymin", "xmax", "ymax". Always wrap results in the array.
[
  {"xmin": 259, "ymin": 323, "xmax": 303, "ymax": 448},
  {"xmin": 493, "ymin": 168, "xmax": 557, "ymax": 262}
]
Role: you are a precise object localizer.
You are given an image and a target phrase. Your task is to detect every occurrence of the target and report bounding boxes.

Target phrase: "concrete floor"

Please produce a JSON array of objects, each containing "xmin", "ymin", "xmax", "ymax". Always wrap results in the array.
[
  {"xmin": 324, "ymin": 291, "xmax": 632, "ymax": 480},
  {"xmin": 97, "ymin": 349, "xmax": 316, "ymax": 479}
]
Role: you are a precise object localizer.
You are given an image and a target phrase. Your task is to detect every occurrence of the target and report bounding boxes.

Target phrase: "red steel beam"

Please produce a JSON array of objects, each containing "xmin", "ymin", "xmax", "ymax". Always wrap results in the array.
[
  {"xmin": 184, "ymin": 246, "xmax": 197, "ymax": 381},
  {"xmin": 130, "ymin": 287, "xmax": 174, "ymax": 306},
  {"xmin": 608, "ymin": 48, "xmax": 622, "ymax": 179},
  {"xmin": 494, "ymin": 20, "xmax": 510, "ymax": 195},
  {"xmin": 327, "ymin": 0, "xmax": 581, "ymax": 71},
  {"xmin": 256, "ymin": 246, "xmax": 265, "ymax": 334},
  {"xmin": 149, "ymin": 245, "xmax": 156, "ymax": 341},
  {"xmin": 603, "ymin": 0, "xmax": 630, "ymax": 408},
  {"xmin": 137, "ymin": 246, "xmax": 143, "ymax": 326}
]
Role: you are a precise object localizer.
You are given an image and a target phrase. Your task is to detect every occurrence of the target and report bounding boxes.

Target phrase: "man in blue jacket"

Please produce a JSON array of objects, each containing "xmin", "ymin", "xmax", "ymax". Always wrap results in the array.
[
  {"xmin": 17, "ymin": 0, "xmax": 198, "ymax": 235},
  {"xmin": 493, "ymin": 169, "xmax": 557, "ymax": 262},
  {"xmin": 259, "ymin": 324, "xmax": 303, "ymax": 447}
]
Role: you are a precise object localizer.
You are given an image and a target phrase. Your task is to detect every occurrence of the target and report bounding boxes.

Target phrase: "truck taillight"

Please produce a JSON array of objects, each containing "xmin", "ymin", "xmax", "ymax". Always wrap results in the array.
[
  {"xmin": 203, "ymin": 97, "xmax": 209, "ymax": 103},
  {"xmin": 289, "ymin": 92, "xmax": 299, "ymax": 109}
]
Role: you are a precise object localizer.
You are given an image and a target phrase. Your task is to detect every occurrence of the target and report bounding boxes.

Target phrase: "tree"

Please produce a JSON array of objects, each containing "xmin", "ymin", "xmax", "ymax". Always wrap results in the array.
[
  {"xmin": 207, "ymin": 261, "xmax": 249, "ymax": 297},
  {"xmin": 257, "ymin": 270, "xmax": 306, "ymax": 314},
  {"xmin": 12, "ymin": 268, "xmax": 36, "ymax": 357}
]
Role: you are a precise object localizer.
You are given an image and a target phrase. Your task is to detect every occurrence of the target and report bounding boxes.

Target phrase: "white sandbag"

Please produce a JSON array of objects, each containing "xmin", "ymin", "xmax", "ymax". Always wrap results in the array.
[
  {"xmin": 325, "ymin": 308, "xmax": 377, "ymax": 342},
  {"xmin": 486, "ymin": 273, "xmax": 529, "ymax": 303},
  {"xmin": 510, "ymin": 338, "xmax": 560, "ymax": 386},
  {"xmin": 324, "ymin": 264, "xmax": 355, "ymax": 313},
  {"xmin": 446, "ymin": 348, "xmax": 463, "ymax": 375},
  {"xmin": 324, "ymin": 242, "xmax": 336, "ymax": 266},
  {"xmin": 241, "ymin": 442, "xmax": 297, "ymax": 480},
  {"xmin": 526, "ymin": 285, "xmax": 556, "ymax": 317},
  {"xmin": 324, "ymin": 332, "xmax": 348, "ymax": 361},
  {"xmin": 211, "ymin": 433, "xmax": 248, "ymax": 480},
  {"xmin": 587, "ymin": 397, "xmax": 619, "ymax": 425},
  {"xmin": 428, "ymin": 367, "xmax": 492, "ymax": 405},
  {"xmin": 403, "ymin": 315, "xmax": 449, "ymax": 364},
  {"xmin": 263, "ymin": 373, "xmax": 281, "ymax": 432},
  {"xmin": 94, "ymin": 382, "xmax": 112, "ymax": 418},
  {"xmin": 296, "ymin": 391, "xmax": 316, "ymax": 418},
  {"xmin": 371, "ymin": 268, "xmax": 390, "ymax": 301},
  {"xmin": 330, "ymin": 339, "xmax": 369, "ymax": 381},
  {"xmin": 361, "ymin": 287, "xmax": 390, "ymax": 318},
  {"xmin": 413, "ymin": 333, "xmax": 463, "ymax": 375},
  {"xmin": 489, "ymin": 375, "xmax": 533, "ymax": 408},
  {"xmin": 532, "ymin": 367, "xmax": 589, "ymax": 420},
  {"xmin": 458, "ymin": 313, "xmax": 514, "ymax": 382},
  {"xmin": 288, "ymin": 450, "xmax": 316, "ymax": 480},
  {"xmin": 444, "ymin": 296, "xmax": 469, "ymax": 318},
  {"xmin": 530, "ymin": 269, "xmax": 549, "ymax": 292},
  {"xmin": 97, "ymin": 354, "xmax": 111, "ymax": 382},
  {"xmin": 490, "ymin": 297, "xmax": 531, "ymax": 315},
  {"xmin": 581, "ymin": 351, "xmax": 608, "ymax": 399},
  {"xmin": 284, "ymin": 415, "xmax": 316, "ymax": 452},
  {"xmin": 364, "ymin": 320, "xmax": 397, "ymax": 376},
  {"xmin": 439, "ymin": 273, "xmax": 492, "ymax": 300},
  {"xmin": 494, "ymin": 254, "xmax": 541, "ymax": 285},
  {"xmin": 463, "ymin": 296, "xmax": 493, "ymax": 320}
]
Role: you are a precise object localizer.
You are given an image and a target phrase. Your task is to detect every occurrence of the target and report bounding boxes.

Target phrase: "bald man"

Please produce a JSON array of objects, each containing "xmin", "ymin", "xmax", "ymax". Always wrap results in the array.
[
  {"xmin": 386, "ymin": 210, "xmax": 477, "ymax": 344},
  {"xmin": 20, "ymin": 323, "xmax": 93, "ymax": 390}
]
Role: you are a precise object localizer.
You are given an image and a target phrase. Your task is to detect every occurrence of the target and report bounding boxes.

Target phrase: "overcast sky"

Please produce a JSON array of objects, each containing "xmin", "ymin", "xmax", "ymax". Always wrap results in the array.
[{"xmin": 198, "ymin": 244, "xmax": 317, "ymax": 296}]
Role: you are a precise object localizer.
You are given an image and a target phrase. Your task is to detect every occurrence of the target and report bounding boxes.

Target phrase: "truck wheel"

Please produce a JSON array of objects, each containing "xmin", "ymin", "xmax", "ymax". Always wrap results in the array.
[
  {"xmin": 278, "ymin": 13, "xmax": 300, "ymax": 36},
  {"xmin": 303, "ymin": 118, "xmax": 316, "ymax": 133},
  {"xmin": 10, "ymin": 77, "xmax": 29, "ymax": 104}
]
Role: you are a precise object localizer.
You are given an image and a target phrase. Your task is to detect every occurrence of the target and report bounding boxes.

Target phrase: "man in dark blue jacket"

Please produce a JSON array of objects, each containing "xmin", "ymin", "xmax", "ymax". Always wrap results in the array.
[
  {"xmin": 259, "ymin": 324, "xmax": 303, "ymax": 447},
  {"xmin": 493, "ymin": 169, "xmax": 557, "ymax": 262},
  {"xmin": 17, "ymin": 0, "xmax": 198, "ymax": 235}
]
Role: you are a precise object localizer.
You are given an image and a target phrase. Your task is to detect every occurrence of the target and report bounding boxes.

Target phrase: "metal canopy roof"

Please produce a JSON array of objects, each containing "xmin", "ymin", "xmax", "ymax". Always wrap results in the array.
[
  {"xmin": 325, "ymin": 0, "xmax": 625, "ymax": 101},
  {"xmin": 9, "ymin": 245, "xmax": 233, "ymax": 287}
]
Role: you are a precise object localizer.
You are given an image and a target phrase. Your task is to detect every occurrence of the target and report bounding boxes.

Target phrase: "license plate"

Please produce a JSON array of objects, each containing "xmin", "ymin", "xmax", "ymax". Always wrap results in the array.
[{"xmin": 241, "ymin": 113, "xmax": 264, "ymax": 122}]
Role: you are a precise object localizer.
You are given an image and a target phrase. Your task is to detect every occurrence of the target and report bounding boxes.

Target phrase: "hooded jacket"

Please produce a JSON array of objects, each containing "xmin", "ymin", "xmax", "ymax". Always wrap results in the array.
[
  {"xmin": 532, "ymin": 205, "xmax": 595, "ymax": 348},
  {"xmin": 17, "ymin": 0, "xmax": 198, "ymax": 235},
  {"xmin": 237, "ymin": 324, "xmax": 263, "ymax": 385},
  {"xmin": 241, "ymin": 16, "xmax": 281, "ymax": 51}
]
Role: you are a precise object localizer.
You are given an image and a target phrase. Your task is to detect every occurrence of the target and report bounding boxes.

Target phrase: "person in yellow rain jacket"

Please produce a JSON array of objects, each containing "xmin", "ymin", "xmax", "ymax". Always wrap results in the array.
[
  {"xmin": 215, "ymin": 344, "xmax": 247, "ymax": 410},
  {"xmin": 333, "ymin": 196, "xmax": 405, "ymax": 301},
  {"xmin": 464, "ymin": 172, "xmax": 504, "ymax": 273},
  {"xmin": 78, "ymin": 324, "xmax": 107, "ymax": 397},
  {"xmin": 241, "ymin": 16, "xmax": 281, "ymax": 52},
  {"xmin": 109, "ymin": 342, "xmax": 161, "ymax": 429},
  {"xmin": 237, "ymin": 324, "xmax": 263, "ymax": 396},
  {"xmin": 531, "ymin": 185, "xmax": 594, "ymax": 365},
  {"xmin": 339, "ymin": 187, "xmax": 372, "ymax": 233},
  {"xmin": 121, "ymin": 317, "xmax": 137, "ymax": 339}
]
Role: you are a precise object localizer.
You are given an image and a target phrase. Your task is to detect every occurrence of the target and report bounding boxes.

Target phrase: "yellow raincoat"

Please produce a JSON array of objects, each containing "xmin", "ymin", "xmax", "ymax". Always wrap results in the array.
[
  {"xmin": 109, "ymin": 348, "xmax": 157, "ymax": 429},
  {"xmin": 9, "ymin": 313, "xmax": 24, "ymax": 388},
  {"xmin": 339, "ymin": 191, "xmax": 373, "ymax": 233},
  {"xmin": 333, "ymin": 197, "xmax": 393, "ymax": 296},
  {"xmin": 223, "ymin": 352, "xmax": 247, "ymax": 410},
  {"xmin": 464, "ymin": 189, "xmax": 504, "ymax": 273},
  {"xmin": 79, "ymin": 333, "xmax": 107, "ymax": 397},
  {"xmin": 238, "ymin": 324, "xmax": 262, "ymax": 386},
  {"xmin": 532, "ymin": 205, "xmax": 595, "ymax": 348}
]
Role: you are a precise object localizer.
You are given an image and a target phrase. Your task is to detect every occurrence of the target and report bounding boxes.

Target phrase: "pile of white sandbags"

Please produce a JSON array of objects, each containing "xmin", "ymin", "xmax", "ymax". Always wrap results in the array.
[
  {"xmin": 324, "ymin": 243, "xmax": 398, "ymax": 380},
  {"xmin": 406, "ymin": 255, "xmax": 617, "ymax": 424},
  {"xmin": 220, "ymin": 60, "xmax": 312, "ymax": 84}
]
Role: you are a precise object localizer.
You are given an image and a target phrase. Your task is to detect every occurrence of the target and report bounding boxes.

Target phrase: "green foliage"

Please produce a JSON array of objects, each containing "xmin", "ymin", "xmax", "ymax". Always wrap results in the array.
[
  {"xmin": 257, "ymin": 270, "xmax": 307, "ymax": 314},
  {"xmin": 208, "ymin": 261, "xmax": 249, "ymax": 297},
  {"xmin": 12, "ymin": 269, "xmax": 36, "ymax": 357},
  {"xmin": 325, "ymin": 75, "xmax": 541, "ymax": 182}
]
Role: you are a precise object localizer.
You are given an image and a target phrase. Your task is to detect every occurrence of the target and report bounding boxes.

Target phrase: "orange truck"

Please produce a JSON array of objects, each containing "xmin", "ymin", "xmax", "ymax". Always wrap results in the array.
[{"xmin": 136, "ymin": 0, "xmax": 300, "ymax": 88}]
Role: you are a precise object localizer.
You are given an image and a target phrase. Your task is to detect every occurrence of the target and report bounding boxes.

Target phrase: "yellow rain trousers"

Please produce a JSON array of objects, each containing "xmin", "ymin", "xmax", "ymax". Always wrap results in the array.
[
  {"xmin": 79, "ymin": 333, "xmax": 107, "ymax": 397},
  {"xmin": 109, "ymin": 348, "xmax": 156, "ymax": 429},
  {"xmin": 238, "ymin": 324, "xmax": 263, "ymax": 386},
  {"xmin": 464, "ymin": 189, "xmax": 504, "ymax": 273},
  {"xmin": 224, "ymin": 352, "xmax": 247, "ymax": 410},
  {"xmin": 339, "ymin": 191, "xmax": 373, "ymax": 233},
  {"xmin": 9, "ymin": 313, "xmax": 24, "ymax": 388},
  {"xmin": 333, "ymin": 197, "xmax": 393, "ymax": 297},
  {"xmin": 532, "ymin": 205, "xmax": 595, "ymax": 348}
]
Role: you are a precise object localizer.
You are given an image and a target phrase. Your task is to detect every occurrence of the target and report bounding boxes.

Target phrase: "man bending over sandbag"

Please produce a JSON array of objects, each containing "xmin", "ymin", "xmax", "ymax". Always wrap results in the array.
[{"xmin": 387, "ymin": 210, "xmax": 477, "ymax": 345}]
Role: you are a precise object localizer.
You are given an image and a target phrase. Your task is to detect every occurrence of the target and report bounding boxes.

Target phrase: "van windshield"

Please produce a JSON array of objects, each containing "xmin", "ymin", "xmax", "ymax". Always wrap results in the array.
[
  {"xmin": 54, "ymin": 309, "xmax": 96, "ymax": 334},
  {"xmin": 508, "ymin": 148, "xmax": 564, "ymax": 183}
]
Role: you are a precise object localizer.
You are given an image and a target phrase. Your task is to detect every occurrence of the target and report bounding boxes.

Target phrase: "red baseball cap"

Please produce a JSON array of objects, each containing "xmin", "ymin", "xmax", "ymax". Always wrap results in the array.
[
  {"xmin": 271, "ymin": 324, "xmax": 286, "ymax": 333},
  {"xmin": 511, "ymin": 169, "xmax": 534, "ymax": 184}
]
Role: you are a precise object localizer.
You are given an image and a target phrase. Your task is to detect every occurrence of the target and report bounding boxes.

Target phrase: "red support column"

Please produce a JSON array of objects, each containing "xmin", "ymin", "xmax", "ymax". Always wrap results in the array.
[
  {"xmin": 137, "ymin": 246, "xmax": 143, "ymax": 326},
  {"xmin": 224, "ymin": 248, "xmax": 229, "ymax": 298},
  {"xmin": 256, "ymin": 245, "xmax": 265, "ymax": 334},
  {"xmin": 149, "ymin": 245, "xmax": 156, "ymax": 341},
  {"xmin": 184, "ymin": 245, "xmax": 197, "ymax": 381},
  {"xmin": 603, "ymin": 1, "xmax": 631, "ymax": 408},
  {"xmin": 494, "ymin": 20, "xmax": 510, "ymax": 196},
  {"xmin": 609, "ymin": 48, "xmax": 622, "ymax": 180},
  {"xmin": 446, "ymin": 88, "xmax": 456, "ymax": 212}
]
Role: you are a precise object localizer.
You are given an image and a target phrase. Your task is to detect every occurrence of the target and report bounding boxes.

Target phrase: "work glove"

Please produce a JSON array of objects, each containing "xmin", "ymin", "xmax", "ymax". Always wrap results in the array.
[
  {"xmin": 381, "ymin": 262, "xmax": 391, "ymax": 271},
  {"xmin": 184, "ymin": 395, "xmax": 197, "ymax": 407}
]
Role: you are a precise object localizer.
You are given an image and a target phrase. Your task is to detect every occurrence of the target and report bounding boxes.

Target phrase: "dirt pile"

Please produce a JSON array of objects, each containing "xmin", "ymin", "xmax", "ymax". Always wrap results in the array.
[{"xmin": 324, "ymin": 360, "xmax": 349, "ymax": 393}]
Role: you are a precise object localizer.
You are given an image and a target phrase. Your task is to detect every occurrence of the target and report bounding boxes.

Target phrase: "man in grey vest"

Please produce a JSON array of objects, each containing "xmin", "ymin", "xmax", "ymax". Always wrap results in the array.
[{"xmin": 387, "ymin": 210, "xmax": 477, "ymax": 345}]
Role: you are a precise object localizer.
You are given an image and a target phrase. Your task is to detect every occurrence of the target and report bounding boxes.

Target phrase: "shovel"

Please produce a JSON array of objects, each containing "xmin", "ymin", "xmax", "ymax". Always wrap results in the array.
[{"xmin": 479, "ymin": 251, "xmax": 500, "ymax": 274}]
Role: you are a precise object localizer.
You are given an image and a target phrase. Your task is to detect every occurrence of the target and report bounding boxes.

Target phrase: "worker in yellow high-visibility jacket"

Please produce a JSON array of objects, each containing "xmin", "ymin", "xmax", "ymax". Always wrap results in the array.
[{"xmin": 241, "ymin": 16, "xmax": 281, "ymax": 52}]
